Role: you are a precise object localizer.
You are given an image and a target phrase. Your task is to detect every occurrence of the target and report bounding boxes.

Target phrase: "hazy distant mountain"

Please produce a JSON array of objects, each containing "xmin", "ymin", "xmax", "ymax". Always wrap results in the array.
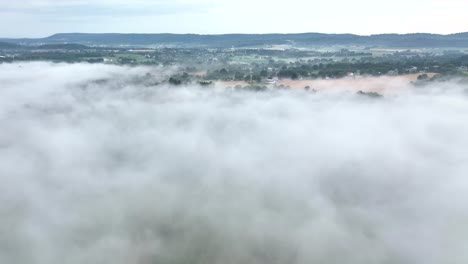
[
  {"xmin": 1, "ymin": 32, "xmax": 468, "ymax": 48},
  {"xmin": 36, "ymin": 43, "xmax": 91, "ymax": 50},
  {"xmin": 0, "ymin": 42, "xmax": 22, "ymax": 49}
]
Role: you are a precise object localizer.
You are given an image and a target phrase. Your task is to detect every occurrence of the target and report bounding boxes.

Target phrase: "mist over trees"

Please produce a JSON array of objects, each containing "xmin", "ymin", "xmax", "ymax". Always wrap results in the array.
[{"xmin": 1, "ymin": 29, "xmax": 468, "ymax": 264}]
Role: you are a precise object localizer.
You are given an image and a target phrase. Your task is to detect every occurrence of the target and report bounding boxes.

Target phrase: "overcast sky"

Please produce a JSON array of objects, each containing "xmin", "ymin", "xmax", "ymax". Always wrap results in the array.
[{"xmin": 0, "ymin": 0, "xmax": 467, "ymax": 38}]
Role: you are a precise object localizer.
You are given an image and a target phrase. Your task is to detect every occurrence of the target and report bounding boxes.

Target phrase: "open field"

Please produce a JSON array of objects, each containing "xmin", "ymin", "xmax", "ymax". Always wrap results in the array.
[
  {"xmin": 221, "ymin": 73, "xmax": 438, "ymax": 94},
  {"xmin": 277, "ymin": 73, "xmax": 438, "ymax": 94}
]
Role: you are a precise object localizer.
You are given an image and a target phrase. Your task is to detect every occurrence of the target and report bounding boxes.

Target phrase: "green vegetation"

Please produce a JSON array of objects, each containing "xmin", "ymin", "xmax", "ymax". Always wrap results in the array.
[
  {"xmin": 1, "ymin": 40, "xmax": 467, "ymax": 87},
  {"xmin": 357, "ymin": 91, "xmax": 383, "ymax": 98}
]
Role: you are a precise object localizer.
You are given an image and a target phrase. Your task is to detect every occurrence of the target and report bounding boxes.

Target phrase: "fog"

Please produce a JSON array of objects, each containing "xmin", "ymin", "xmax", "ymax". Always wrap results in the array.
[{"xmin": 1, "ymin": 62, "xmax": 468, "ymax": 264}]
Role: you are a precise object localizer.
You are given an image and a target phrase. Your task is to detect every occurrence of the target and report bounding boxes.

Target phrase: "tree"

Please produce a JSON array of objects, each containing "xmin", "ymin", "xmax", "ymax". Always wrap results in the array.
[
  {"xmin": 417, "ymin": 74, "xmax": 429, "ymax": 80},
  {"xmin": 169, "ymin": 77, "xmax": 182, "ymax": 85}
]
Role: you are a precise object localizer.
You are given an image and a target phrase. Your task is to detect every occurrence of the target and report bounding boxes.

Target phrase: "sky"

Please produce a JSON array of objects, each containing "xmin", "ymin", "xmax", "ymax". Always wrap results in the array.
[{"xmin": 0, "ymin": 0, "xmax": 467, "ymax": 38}]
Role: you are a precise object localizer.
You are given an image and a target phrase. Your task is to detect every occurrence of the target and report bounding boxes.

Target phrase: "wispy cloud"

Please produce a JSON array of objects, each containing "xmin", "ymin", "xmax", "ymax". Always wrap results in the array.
[
  {"xmin": 0, "ymin": 0, "xmax": 466, "ymax": 37},
  {"xmin": 0, "ymin": 0, "xmax": 215, "ymax": 16}
]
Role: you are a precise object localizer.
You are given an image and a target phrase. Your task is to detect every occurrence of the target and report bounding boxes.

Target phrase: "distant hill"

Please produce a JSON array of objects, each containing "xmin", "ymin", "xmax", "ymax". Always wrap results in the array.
[
  {"xmin": 0, "ymin": 42, "xmax": 21, "ymax": 49},
  {"xmin": 1, "ymin": 32, "xmax": 468, "ymax": 48},
  {"xmin": 36, "ymin": 43, "xmax": 91, "ymax": 50},
  {"xmin": 0, "ymin": 42, "xmax": 91, "ymax": 51}
]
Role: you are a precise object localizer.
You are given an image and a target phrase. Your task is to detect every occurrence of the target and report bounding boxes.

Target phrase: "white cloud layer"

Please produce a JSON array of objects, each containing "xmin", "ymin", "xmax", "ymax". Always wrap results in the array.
[{"xmin": 1, "ymin": 62, "xmax": 468, "ymax": 264}]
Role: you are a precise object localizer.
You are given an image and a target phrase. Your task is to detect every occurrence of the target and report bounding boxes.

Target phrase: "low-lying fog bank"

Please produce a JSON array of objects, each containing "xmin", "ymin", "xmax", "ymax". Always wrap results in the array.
[{"xmin": 1, "ymin": 62, "xmax": 468, "ymax": 264}]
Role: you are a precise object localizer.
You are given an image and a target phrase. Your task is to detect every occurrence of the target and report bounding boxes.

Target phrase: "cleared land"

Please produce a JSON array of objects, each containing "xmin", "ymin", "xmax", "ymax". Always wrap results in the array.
[{"xmin": 221, "ymin": 73, "xmax": 437, "ymax": 94}]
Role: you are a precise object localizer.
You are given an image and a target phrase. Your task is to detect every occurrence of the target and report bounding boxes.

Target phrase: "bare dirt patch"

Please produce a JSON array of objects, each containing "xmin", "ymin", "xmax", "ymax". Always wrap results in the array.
[
  {"xmin": 217, "ymin": 74, "xmax": 437, "ymax": 94},
  {"xmin": 277, "ymin": 74, "xmax": 437, "ymax": 94}
]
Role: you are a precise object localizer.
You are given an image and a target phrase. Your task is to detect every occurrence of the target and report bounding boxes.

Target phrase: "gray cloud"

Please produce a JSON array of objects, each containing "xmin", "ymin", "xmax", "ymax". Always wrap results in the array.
[
  {"xmin": 0, "ymin": 1, "xmax": 215, "ymax": 37},
  {"xmin": 0, "ymin": 1, "xmax": 213, "ymax": 17},
  {"xmin": 1, "ymin": 62, "xmax": 468, "ymax": 264}
]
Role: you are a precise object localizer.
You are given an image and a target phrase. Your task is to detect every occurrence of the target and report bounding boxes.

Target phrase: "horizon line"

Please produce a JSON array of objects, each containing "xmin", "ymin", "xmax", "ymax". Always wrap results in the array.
[{"xmin": 2, "ymin": 31, "xmax": 468, "ymax": 39}]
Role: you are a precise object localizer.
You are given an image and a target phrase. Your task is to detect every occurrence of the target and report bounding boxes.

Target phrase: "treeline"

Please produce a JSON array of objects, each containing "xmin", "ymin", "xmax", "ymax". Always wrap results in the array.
[
  {"xmin": 203, "ymin": 58, "xmax": 467, "ymax": 81},
  {"xmin": 2, "ymin": 51, "xmax": 111, "ymax": 63},
  {"xmin": 6, "ymin": 32, "xmax": 468, "ymax": 48}
]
